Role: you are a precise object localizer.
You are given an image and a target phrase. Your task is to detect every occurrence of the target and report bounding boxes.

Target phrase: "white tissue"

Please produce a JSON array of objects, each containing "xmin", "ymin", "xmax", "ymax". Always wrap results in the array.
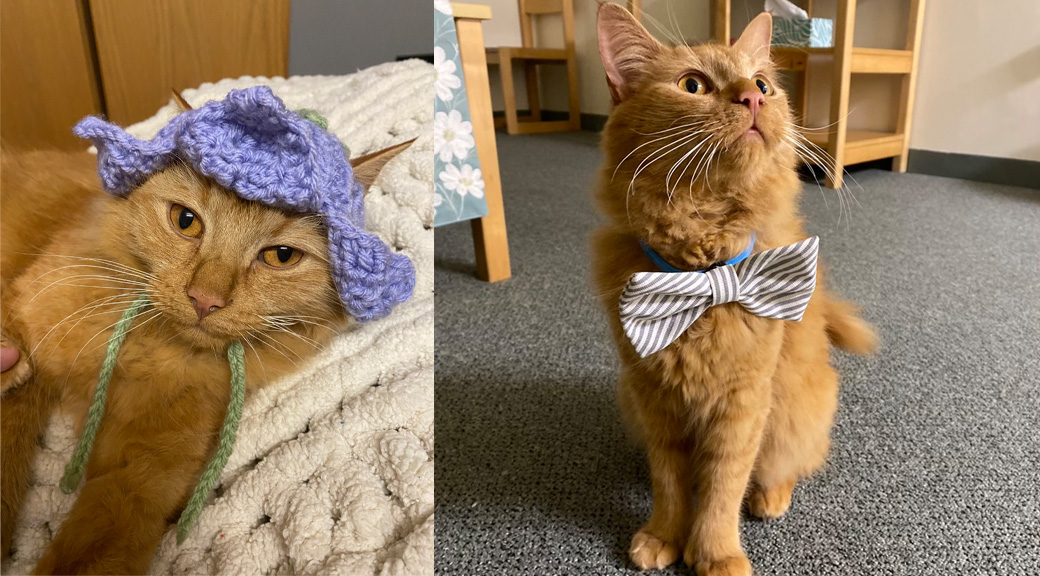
[{"xmin": 765, "ymin": 0, "xmax": 808, "ymax": 20}]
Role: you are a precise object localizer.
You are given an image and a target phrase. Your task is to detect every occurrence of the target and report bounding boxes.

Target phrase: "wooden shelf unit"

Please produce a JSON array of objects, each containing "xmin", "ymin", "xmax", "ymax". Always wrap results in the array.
[{"xmin": 627, "ymin": 0, "xmax": 927, "ymax": 189}]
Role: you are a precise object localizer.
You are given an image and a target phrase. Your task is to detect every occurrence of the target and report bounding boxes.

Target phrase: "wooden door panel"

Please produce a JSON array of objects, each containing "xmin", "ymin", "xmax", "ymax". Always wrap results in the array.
[
  {"xmin": 0, "ymin": 0, "xmax": 103, "ymax": 150},
  {"xmin": 89, "ymin": 0, "xmax": 290, "ymax": 125}
]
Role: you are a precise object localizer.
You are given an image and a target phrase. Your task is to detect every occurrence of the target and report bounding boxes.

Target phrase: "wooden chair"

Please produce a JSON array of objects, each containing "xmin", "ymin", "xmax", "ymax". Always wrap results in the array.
[
  {"xmin": 486, "ymin": 0, "xmax": 580, "ymax": 135},
  {"xmin": 451, "ymin": 3, "xmax": 512, "ymax": 282}
]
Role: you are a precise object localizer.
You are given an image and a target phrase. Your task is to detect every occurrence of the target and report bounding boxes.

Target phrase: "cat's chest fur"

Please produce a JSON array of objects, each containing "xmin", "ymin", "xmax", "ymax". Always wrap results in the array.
[
  {"xmin": 650, "ymin": 305, "xmax": 784, "ymax": 399},
  {"xmin": 593, "ymin": 228, "xmax": 787, "ymax": 402}
]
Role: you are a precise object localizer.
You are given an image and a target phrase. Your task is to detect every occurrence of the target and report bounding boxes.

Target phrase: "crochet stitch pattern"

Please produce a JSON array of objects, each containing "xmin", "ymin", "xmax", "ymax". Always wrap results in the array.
[{"xmin": 73, "ymin": 86, "xmax": 414, "ymax": 321}]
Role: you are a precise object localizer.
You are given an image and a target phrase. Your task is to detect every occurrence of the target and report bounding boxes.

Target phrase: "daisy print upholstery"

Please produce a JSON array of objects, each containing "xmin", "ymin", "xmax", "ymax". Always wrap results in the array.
[{"xmin": 433, "ymin": 0, "xmax": 489, "ymax": 226}]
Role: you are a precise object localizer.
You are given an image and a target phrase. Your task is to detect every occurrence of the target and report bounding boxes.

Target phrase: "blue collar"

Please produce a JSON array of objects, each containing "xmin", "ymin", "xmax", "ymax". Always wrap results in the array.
[{"xmin": 640, "ymin": 233, "xmax": 756, "ymax": 273}]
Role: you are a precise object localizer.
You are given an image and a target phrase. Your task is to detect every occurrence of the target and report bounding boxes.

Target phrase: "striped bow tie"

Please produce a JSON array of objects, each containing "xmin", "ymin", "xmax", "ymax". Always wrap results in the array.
[{"xmin": 619, "ymin": 236, "xmax": 820, "ymax": 357}]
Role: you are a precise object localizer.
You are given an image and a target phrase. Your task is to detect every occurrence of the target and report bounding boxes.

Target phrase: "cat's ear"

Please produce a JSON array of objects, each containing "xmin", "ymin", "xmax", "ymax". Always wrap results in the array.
[
  {"xmin": 350, "ymin": 139, "xmax": 415, "ymax": 193},
  {"xmin": 732, "ymin": 12, "xmax": 773, "ymax": 64},
  {"xmin": 171, "ymin": 90, "xmax": 193, "ymax": 112},
  {"xmin": 597, "ymin": 2, "xmax": 662, "ymax": 104}
]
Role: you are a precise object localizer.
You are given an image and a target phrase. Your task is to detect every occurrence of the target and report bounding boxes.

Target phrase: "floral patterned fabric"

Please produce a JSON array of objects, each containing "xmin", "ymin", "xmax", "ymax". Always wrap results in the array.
[{"xmin": 434, "ymin": 0, "xmax": 489, "ymax": 227}]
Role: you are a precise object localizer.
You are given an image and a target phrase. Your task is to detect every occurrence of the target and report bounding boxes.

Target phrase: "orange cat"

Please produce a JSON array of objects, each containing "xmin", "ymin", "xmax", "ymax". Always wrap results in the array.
[
  {"xmin": 590, "ymin": 6, "xmax": 877, "ymax": 575},
  {"xmin": 0, "ymin": 123, "xmax": 410, "ymax": 572}
]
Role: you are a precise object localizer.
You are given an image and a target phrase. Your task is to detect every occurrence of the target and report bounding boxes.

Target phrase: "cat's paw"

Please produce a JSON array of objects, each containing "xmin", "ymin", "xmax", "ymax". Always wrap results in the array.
[
  {"xmin": 747, "ymin": 480, "xmax": 795, "ymax": 520},
  {"xmin": 685, "ymin": 554, "xmax": 752, "ymax": 576},
  {"xmin": 0, "ymin": 341, "xmax": 32, "ymax": 397},
  {"xmin": 629, "ymin": 530, "xmax": 680, "ymax": 571}
]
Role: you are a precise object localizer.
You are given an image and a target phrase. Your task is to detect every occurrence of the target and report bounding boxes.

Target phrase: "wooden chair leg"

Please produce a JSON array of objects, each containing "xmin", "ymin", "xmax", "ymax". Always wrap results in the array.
[
  {"xmin": 498, "ymin": 51, "xmax": 520, "ymax": 135},
  {"xmin": 524, "ymin": 63, "xmax": 540, "ymax": 122},
  {"xmin": 456, "ymin": 16, "xmax": 512, "ymax": 281},
  {"xmin": 565, "ymin": 55, "xmax": 581, "ymax": 131},
  {"xmin": 710, "ymin": 0, "xmax": 731, "ymax": 44}
]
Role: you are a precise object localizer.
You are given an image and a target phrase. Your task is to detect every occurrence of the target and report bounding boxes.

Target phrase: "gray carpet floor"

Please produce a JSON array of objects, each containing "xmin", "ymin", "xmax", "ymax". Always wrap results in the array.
[{"xmin": 434, "ymin": 131, "xmax": 1040, "ymax": 575}]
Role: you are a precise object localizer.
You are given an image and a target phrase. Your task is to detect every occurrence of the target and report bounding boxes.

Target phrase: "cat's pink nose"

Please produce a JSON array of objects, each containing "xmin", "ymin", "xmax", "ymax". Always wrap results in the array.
[
  {"xmin": 735, "ymin": 90, "xmax": 765, "ymax": 116},
  {"xmin": 187, "ymin": 287, "xmax": 226, "ymax": 320}
]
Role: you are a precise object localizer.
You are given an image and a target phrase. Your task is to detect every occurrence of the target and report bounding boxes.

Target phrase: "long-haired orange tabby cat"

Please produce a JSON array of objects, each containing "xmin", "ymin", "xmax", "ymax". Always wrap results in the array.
[
  {"xmin": 0, "ymin": 101, "xmax": 410, "ymax": 573},
  {"xmin": 591, "ymin": 6, "xmax": 877, "ymax": 575}
]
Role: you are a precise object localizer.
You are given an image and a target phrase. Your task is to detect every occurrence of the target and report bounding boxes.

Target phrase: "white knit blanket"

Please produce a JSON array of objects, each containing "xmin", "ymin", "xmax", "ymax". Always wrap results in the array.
[{"xmin": 4, "ymin": 61, "xmax": 434, "ymax": 576}]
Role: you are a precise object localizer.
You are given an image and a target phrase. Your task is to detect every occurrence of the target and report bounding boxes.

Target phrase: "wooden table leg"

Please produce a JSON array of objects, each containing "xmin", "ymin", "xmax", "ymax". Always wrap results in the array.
[{"xmin": 455, "ymin": 13, "xmax": 512, "ymax": 282}]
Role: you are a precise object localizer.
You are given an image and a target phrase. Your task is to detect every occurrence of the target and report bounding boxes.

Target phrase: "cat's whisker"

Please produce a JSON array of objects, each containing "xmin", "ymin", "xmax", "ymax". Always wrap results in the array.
[
  {"xmin": 666, "ymin": 134, "xmax": 717, "ymax": 202},
  {"xmin": 26, "ymin": 283, "xmax": 150, "ymax": 305},
  {"xmin": 638, "ymin": 9, "xmax": 683, "ymax": 47},
  {"xmin": 239, "ymin": 333, "xmax": 269, "ymax": 383},
  {"xmin": 689, "ymin": 138, "xmax": 722, "ymax": 192},
  {"xmin": 624, "ymin": 129, "xmax": 711, "ymax": 220},
  {"xmin": 78, "ymin": 309, "xmax": 164, "ymax": 360},
  {"xmin": 26, "ymin": 264, "xmax": 156, "ymax": 287},
  {"xmin": 665, "ymin": 0, "xmax": 691, "ymax": 49},
  {"xmin": 786, "ymin": 138, "xmax": 845, "ymax": 221},
  {"xmin": 268, "ymin": 326, "xmax": 323, "ymax": 352},
  {"xmin": 627, "ymin": 129, "xmax": 708, "ymax": 193},
  {"xmin": 29, "ymin": 268, "xmax": 151, "ymax": 286},
  {"xmin": 26, "ymin": 293, "xmax": 145, "ymax": 361},
  {"xmin": 63, "ymin": 302, "xmax": 160, "ymax": 387},
  {"xmin": 785, "ymin": 134, "xmax": 862, "ymax": 228},
  {"xmin": 46, "ymin": 295, "xmax": 151, "ymax": 351},
  {"xmin": 612, "ymin": 125, "xmax": 704, "ymax": 183},
  {"xmin": 792, "ymin": 130, "xmax": 865, "ymax": 216},
  {"xmin": 250, "ymin": 330, "xmax": 303, "ymax": 365},
  {"xmin": 781, "ymin": 139, "xmax": 829, "ymax": 210},
  {"xmin": 263, "ymin": 315, "xmax": 342, "ymax": 337},
  {"xmin": 701, "ymin": 140, "xmax": 725, "ymax": 198},
  {"xmin": 258, "ymin": 314, "xmax": 331, "ymax": 347},
  {"xmin": 633, "ymin": 114, "xmax": 711, "ymax": 136},
  {"xmin": 20, "ymin": 253, "xmax": 158, "ymax": 282}
]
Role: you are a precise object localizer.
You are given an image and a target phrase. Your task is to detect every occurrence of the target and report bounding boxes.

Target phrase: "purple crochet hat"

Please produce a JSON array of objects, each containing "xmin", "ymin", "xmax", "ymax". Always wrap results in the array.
[{"xmin": 74, "ymin": 86, "xmax": 414, "ymax": 322}]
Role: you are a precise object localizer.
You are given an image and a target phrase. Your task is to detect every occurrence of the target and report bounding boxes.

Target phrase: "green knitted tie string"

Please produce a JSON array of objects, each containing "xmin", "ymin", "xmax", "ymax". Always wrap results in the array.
[
  {"xmin": 176, "ymin": 340, "xmax": 245, "ymax": 544},
  {"xmin": 58, "ymin": 292, "xmax": 247, "ymax": 545},
  {"xmin": 60, "ymin": 292, "xmax": 150, "ymax": 493}
]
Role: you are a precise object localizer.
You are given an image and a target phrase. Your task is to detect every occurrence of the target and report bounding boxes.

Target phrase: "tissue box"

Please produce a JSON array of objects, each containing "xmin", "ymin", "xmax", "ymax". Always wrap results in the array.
[{"xmin": 772, "ymin": 17, "xmax": 833, "ymax": 48}]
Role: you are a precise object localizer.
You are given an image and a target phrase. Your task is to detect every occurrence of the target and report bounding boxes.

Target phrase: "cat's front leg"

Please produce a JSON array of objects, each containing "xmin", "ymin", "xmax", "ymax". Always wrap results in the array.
[
  {"xmin": 2, "ymin": 375, "xmax": 59, "ymax": 558},
  {"xmin": 33, "ymin": 403, "xmax": 217, "ymax": 576},
  {"xmin": 0, "ymin": 334, "xmax": 33, "ymax": 397},
  {"xmin": 33, "ymin": 456, "xmax": 204, "ymax": 575},
  {"xmin": 682, "ymin": 379, "xmax": 771, "ymax": 576},
  {"xmin": 620, "ymin": 369, "xmax": 691, "ymax": 570}
]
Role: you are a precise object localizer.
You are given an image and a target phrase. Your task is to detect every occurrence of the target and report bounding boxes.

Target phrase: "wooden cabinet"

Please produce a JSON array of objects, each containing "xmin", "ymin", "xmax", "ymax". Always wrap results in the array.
[
  {"xmin": 0, "ymin": 0, "xmax": 104, "ymax": 149},
  {"xmin": 0, "ymin": 0, "xmax": 289, "ymax": 150}
]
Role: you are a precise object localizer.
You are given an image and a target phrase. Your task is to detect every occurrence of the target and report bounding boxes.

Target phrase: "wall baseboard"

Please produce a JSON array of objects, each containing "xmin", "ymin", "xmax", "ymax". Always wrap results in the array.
[
  {"xmin": 491, "ymin": 110, "xmax": 607, "ymax": 132},
  {"xmin": 495, "ymin": 110, "xmax": 1039, "ymax": 190},
  {"xmin": 907, "ymin": 150, "xmax": 1039, "ymax": 190}
]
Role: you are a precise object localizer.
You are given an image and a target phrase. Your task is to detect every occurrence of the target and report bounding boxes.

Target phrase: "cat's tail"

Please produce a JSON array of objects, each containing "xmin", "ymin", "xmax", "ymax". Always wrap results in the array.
[{"xmin": 824, "ymin": 299, "xmax": 879, "ymax": 355}]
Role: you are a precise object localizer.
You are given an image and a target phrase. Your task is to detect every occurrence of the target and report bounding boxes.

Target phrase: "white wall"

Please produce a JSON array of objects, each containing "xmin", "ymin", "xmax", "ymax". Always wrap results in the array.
[
  {"xmin": 911, "ymin": 0, "xmax": 1040, "ymax": 161},
  {"xmin": 472, "ymin": 0, "xmax": 1040, "ymax": 162},
  {"xmin": 289, "ymin": 0, "xmax": 430, "ymax": 75}
]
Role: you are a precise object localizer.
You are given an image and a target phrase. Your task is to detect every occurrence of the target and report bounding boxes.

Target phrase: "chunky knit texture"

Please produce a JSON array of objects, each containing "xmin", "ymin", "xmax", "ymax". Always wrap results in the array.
[{"xmin": 74, "ymin": 86, "xmax": 414, "ymax": 321}]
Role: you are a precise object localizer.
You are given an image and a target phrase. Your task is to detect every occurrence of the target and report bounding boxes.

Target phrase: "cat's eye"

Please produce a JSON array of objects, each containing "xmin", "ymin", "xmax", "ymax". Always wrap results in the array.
[
  {"xmin": 755, "ymin": 78, "xmax": 771, "ymax": 95},
  {"xmin": 170, "ymin": 204, "xmax": 203, "ymax": 238},
  {"xmin": 260, "ymin": 246, "xmax": 303, "ymax": 268},
  {"xmin": 678, "ymin": 74, "xmax": 709, "ymax": 95}
]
